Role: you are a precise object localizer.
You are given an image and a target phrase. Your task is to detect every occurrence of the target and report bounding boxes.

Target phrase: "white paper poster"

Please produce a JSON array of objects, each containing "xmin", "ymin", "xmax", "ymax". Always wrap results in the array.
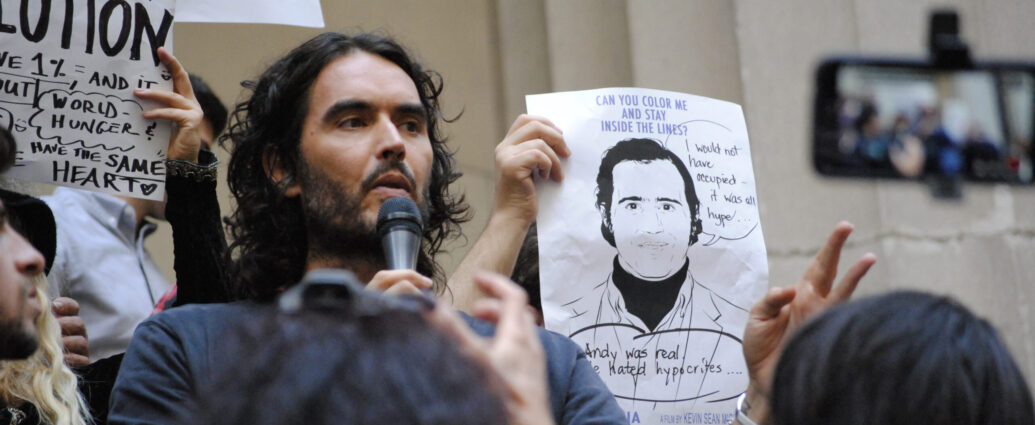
[
  {"xmin": 0, "ymin": 0, "xmax": 174, "ymax": 200},
  {"xmin": 528, "ymin": 88, "xmax": 768, "ymax": 424},
  {"xmin": 175, "ymin": 0, "xmax": 324, "ymax": 28}
]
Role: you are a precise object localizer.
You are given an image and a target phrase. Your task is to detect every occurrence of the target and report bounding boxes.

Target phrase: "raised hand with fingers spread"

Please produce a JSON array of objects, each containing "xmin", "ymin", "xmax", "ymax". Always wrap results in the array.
[{"xmin": 738, "ymin": 221, "xmax": 877, "ymax": 424}]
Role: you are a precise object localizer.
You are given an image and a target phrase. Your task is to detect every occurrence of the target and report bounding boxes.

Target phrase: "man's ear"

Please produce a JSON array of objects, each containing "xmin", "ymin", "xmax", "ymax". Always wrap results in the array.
[{"xmin": 263, "ymin": 147, "xmax": 301, "ymax": 198}]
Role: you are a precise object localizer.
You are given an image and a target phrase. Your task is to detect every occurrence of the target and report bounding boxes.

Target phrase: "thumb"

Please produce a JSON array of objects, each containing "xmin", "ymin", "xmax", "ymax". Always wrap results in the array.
[{"xmin": 751, "ymin": 286, "xmax": 796, "ymax": 321}]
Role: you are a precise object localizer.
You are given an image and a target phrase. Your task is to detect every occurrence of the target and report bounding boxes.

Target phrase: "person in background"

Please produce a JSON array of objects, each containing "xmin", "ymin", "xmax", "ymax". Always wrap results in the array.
[
  {"xmin": 509, "ymin": 222, "xmax": 543, "ymax": 326},
  {"xmin": 1, "ymin": 128, "xmax": 91, "ymax": 425},
  {"xmin": 0, "ymin": 129, "xmax": 45, "ymax": 363},
  {"xmin": 43, "ymin": 58, "xmax": 229, "ymax": 362}
]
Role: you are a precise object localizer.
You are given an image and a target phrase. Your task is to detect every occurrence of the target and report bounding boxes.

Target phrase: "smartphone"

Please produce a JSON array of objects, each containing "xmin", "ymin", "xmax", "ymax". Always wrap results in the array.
[{"xmin": 813, "ymin": 58, "xmax": 1034, "ymax": 184}]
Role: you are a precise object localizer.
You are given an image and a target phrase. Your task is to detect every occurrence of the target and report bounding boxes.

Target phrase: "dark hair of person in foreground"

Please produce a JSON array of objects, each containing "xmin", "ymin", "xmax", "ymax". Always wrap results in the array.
[
  {"xmin": 772, "ymin": 290, "xmax": 1034, "ymax": 425},
  {"xmin": 189, "ymin": 292, "xmax": 508, "ymax": 425}
]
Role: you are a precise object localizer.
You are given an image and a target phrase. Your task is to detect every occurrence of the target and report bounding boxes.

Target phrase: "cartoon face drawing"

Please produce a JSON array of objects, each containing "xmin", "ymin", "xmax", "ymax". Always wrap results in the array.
[{"xmin": 609, "ymin": 159, "xmax": 692, "ymax": 280}]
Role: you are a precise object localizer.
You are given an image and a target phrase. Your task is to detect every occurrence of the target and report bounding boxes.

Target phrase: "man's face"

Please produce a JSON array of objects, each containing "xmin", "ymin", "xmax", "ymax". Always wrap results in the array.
[
  {"xmin": 288, "ymin": 51, "xmax": 433, "ymax": 248},
  {"xmin": 607, "ymin": 160, "xmax": 693, "ymax": 281},
  {"xmin": 0, "ymin": 201, "xmax": 43, "ymax": 359}
]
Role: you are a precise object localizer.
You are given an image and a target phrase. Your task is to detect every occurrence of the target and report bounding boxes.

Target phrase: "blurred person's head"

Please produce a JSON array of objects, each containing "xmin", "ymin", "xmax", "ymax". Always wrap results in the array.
[
  {"xmin": 510, "ymin": 222, "xmax": 542, "ymax": 325},
  {"xmin": 0, "ymin": 200, "xmax": 43, "ymax": 360},
  {"xmin": 0, "ymin": 274, "xmax": 90, "ymax": 425},
  {"xmin": 0, "ymin": 127, "xmax": 46, "ymax": 360},
  {"xmin": 191, "ymin": 280, "xmax": 508, "ymax": 425},
  {"xmin": 223, "ymin": 32, "xmax": 469, "ymax": 301},
  {"xmin": 854, "ymin": 103, "xmax": 880, "ymax": 138},
  {"xmin": 914, "ymin": 106, "xmax": 940, "ymax": 138},
  {"xmin": 0, "ymin": 183, "xmax": 57, "ymax": 277},
  {"xmin": 188, "ymin": 74, "xmax": 228, "ymax": 150},
  {"xmin": 772, "ymin": 291, "xmax": 1034, "ymax": 425}
]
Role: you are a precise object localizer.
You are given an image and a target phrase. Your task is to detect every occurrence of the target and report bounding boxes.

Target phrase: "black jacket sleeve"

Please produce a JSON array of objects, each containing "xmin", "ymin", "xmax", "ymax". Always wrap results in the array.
[{"xmin": 164, "ymin": 150, "xmax": 230, "ymax": 306}]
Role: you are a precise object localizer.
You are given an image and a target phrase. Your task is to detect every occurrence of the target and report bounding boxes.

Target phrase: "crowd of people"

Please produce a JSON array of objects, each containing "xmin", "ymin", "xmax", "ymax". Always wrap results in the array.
[
  {"xmin": 0, "ymin": 31, "xmax": 1031, "ymax": 425},
  {"xmin": 836, "ymin": 97, "xmax": 1031, "ymax": 182}
]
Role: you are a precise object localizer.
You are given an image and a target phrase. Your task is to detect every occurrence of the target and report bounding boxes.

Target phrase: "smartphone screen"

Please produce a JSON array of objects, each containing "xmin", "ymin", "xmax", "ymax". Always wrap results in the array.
[{"xmin": 814, "ymin": 61, "xmax": 1034, "ymax": 183}]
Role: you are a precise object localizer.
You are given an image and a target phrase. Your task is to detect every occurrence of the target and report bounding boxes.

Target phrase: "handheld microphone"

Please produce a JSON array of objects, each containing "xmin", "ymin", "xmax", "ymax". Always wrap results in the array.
[{"xmin": 376, "ymin": 197, "xmax": 423, "ymax": 270}]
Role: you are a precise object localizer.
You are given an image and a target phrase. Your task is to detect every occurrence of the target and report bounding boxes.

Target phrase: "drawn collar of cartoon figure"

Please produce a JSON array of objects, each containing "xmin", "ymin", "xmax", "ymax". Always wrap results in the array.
[{"xmin": 611, "ymin": 256, "xmax": 688, "ymax": 331}]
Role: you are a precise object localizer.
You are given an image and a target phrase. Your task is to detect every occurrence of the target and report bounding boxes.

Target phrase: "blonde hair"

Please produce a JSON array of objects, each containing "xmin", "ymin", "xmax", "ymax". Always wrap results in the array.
[{"xmin": 0, "ymin": 275, "xmax": 91, "ymax": 425}]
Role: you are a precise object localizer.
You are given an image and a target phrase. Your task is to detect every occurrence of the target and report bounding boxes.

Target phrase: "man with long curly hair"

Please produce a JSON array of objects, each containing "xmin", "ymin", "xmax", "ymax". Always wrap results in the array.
[{"xmin": 109, "ymin": 32, "xmax": 624, "ymax": 425}]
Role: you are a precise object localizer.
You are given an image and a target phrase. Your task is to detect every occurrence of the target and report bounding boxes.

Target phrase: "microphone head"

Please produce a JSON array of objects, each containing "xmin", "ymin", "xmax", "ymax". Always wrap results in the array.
[{"xmin": 376, "ymin": 197, "xmax": 423, "ymax": 236}]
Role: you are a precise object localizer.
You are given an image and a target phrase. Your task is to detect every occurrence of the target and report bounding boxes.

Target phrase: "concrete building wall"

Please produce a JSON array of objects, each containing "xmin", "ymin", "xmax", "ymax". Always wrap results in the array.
[
  {"xmin": 730, "ymin": 0, "xmax": 1035, "ymax": 383},
  {"xmin": 152, "ymin": 0, "xmax": 1033, "ymax": 380}
]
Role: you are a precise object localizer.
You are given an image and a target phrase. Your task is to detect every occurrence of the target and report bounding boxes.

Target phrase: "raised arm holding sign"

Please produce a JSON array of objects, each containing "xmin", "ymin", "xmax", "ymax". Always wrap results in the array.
[{"xmin": 43, "ymin": 45, "xmax": 210, "ymax": 362}]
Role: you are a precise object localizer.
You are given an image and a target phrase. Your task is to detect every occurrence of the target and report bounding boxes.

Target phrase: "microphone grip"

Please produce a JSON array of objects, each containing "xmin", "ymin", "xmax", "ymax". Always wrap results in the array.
[{"xmin": 381, "ymin": 228, "xmax": 420, "ymax": 270}]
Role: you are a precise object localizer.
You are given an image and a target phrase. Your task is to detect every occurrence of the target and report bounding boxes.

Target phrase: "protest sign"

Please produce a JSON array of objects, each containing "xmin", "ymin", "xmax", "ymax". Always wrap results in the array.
[
  {"xmin": 175, "ymin": 0, "xmax": 324, "ymax": 28},
  {"xmin": 528, "ymin": 88, "xmax": 768, "ymax": 424},
  {"xmin": 0, "ymin": 0, "xmax": 175, "ymax": 200}
]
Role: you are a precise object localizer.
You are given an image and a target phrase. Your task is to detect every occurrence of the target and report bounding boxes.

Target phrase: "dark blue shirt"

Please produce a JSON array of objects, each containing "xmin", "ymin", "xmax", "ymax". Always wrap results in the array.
[{"xmin": 108, "ymin": 302, "xmax": 625, "ymax": 425}]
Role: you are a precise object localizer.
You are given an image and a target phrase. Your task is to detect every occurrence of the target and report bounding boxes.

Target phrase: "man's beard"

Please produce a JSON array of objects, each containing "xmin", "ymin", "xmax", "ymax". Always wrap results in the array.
[
  {"xmin": 300, "ymin": 160, "xmax": 429, "ymax": 269},
  {"xmin": 0, "ymin": 297, "xmax": 39, "ymax": 360}
]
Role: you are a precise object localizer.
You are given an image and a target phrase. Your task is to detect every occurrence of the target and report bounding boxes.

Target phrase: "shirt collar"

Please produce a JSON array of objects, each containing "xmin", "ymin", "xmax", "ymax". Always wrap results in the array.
[{"xmin": 55, "ymin": 187, "xmax": 139, "ymax": 242}]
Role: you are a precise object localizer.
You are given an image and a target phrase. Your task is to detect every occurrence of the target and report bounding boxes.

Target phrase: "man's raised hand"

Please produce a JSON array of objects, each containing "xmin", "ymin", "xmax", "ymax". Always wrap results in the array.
[
  {"xmin": 739, "ymin": 222, "xmax": 876, "ymax": 422},
  {"xmin": 133, "ymin": 47, "xmax": 205, "ymax": 163},
  {"xmin": 493, "ymin": 114, "xmax": 569, "ymax": 224}
]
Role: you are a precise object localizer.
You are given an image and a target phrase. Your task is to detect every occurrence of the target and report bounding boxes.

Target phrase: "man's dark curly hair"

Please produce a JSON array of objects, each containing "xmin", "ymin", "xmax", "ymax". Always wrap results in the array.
[
  {"xmin": 595, "ymin": 138, "xmax": 702, "ymax": 247},
  {"xmin": 222, "ymin": 32, "xmax": 469, "ymax": 302}
]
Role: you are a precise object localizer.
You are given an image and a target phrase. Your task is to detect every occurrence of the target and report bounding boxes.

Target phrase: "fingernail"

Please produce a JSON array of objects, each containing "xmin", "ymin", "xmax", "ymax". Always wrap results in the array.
[{"xmin": 52, "ymin": 300, "xmax": 63, "ymax": 308}]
